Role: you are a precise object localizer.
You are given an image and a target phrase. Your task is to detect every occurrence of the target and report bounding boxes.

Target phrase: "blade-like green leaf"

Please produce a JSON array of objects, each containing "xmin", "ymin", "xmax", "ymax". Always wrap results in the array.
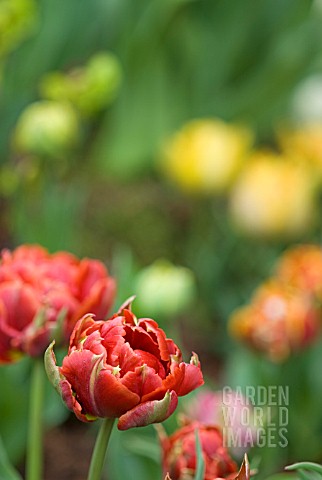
[
  {"xmin": 194, "ymin": 429, "xmax": 205, "ymax": 480},
  {"xmin": 285, "ymin": 462, "xmax": 322, "ymax": 476},
  {"xmin": 0, "ymin": 437, "xmax": 23, "ymax": 480}
]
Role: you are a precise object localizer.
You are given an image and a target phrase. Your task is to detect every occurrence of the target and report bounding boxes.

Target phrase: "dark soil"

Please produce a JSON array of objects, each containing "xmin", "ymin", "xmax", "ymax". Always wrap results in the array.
[{"xmin": 20, "ymin": 417, "xmax": 97, "ymax": 480}]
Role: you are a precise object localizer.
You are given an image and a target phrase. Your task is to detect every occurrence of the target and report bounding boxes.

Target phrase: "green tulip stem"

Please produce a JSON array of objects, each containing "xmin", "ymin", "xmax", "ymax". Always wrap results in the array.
[
  {"xmin": 26, "ymin": 358, "xmax": 44, "ymax": 480},
  {"xmin": 88, "ymin": 418, "xmax": 115, "ymax": 480}
]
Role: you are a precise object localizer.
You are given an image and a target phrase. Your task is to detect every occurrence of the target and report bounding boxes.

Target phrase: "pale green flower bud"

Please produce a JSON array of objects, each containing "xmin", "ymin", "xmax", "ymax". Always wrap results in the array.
[
  {"xmin": 13, "ymin": 100, "xmax": 79, "ymax": 157},
  {"xmin": 135, "ymin": 259, "xmax": 196, "ymax": 318}
]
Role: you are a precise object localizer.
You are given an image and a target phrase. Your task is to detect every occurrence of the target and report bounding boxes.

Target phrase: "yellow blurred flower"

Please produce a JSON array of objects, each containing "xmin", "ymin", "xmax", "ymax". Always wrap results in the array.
[
  {"xmin": 278, "ymin": 124, "xmax": 322, "ymax": 181},
  {"xmin": 229, "ymin": 280, "xmax": 320, "ymax": 362},
  {"xmin": 13, "ymin": 100, "xmax": 79, "ymax": 157},
  {"xmin": 161, "ymin": 119, "xmax": 253, "ymax": 194},
  {"xmin": 276, "ymin": 244, "xmax": 322, "ymax": 302},
  {"xmin": 229, "ymin": 151, "xmax": 317, "ymax": 238}
]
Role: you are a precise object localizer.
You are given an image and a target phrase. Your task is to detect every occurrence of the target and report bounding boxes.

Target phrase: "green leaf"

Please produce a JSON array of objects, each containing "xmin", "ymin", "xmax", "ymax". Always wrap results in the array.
[
  {"xmin": 285, "ymin": 462, "xmax": 322, "ymax": 476},
  {"xmin": 123, "ymin": 436, "xmax": 160, "ymax": 462},
  {"xmin": 265, "ymin": 474, "xmax": 299, "ymax": 480},
  {"xmin": 194, "ymin": 429, "xmax": 205, "ymax": 480},
  {"xmin": 0, "ymin": 436, "xmax": 22, "ymax": 480}
]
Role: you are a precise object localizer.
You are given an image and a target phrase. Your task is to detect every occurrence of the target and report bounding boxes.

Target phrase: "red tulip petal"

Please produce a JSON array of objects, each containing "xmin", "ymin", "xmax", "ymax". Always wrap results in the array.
[
  {"xmin": 45, "ymin": 341, "xmax": 98, "ymax": 422},
  {"xmin": 60, "ymin": 349, "xmax": 106, "ymax": 416},
  {"xmin": 69, "ymin": 314, "xmax": 98, "ymax": 349},
  {"xmin": 141, "ymin": 363, "xmax": 184, "ymax": 403},
  {"xmin": 134, "ymin": 349, "xmax": 166, "ymax": 378},
  {"xmin": 124, "ymin": 323, "xmax": 162, "ymax": 360},
  {"xmin": 234, "ymin": 454, "xmax": 250, "ymax": 480},
  {"xmin": 75, "ymin": 277, "xmax": 116, "ymax": 320},
  {"xmin": 118, "ymin": 342, "xmax": 141, "ymax": 374},
  {"xmin": 0, "ymin": 281, "xmax": 39, "ymax": 331},
  {"xmin": 141, "ymin": 319, "xmax": 171, "ymax": 362},
  {"xmin": 175, "ymin": 354, "xmax": 204, "ymax": 396},
  {"xmin": 94, "ymin": 368, "xmax": 140, "ymax": 418},
  {"xmin": 101, "ymin": 317, "xmax": 126, "ymax": 365},
  {"xmin": 121, "ymin": 365, "xmax": 163, "ymax": 398},
  {"xmin": 118, "ymin": 390, "xmax": 178, "ymax": 430},
  {"xmin": 60, "ymin": 376, "xmax": 96, "ymax": 422},
  {"xmin": 77, "ymin": 259, "xmax": 108, "ymax": 299}
]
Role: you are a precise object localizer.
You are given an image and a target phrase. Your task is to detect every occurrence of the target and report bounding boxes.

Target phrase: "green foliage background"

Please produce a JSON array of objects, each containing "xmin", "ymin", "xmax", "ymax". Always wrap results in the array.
[{"xmin": 0, "ymin": 1, "xmax": 322, "ymax": 479}]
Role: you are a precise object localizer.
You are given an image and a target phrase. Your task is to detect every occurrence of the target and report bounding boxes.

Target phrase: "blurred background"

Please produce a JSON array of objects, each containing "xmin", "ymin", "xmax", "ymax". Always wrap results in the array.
[{"xmin": 0, "ymin": 0, "xmax": 322, "ymax": 479}]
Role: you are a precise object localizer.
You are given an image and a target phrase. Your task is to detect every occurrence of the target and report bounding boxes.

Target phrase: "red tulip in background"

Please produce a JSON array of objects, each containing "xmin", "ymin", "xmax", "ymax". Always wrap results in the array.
[
  {"xmin": 163, "ymin": 452, "xmax": 250, "ymax": 480},
  {"xmin": 45, "ymin": 300, "xmax": 204, "ymax": 430},
  {"xmin": 0, "ymin": 244, "xmax": 116, "ymax": 362},
  {"xmin": 160, "ymin": 421, "xmax": 238, "ymax": 480}
]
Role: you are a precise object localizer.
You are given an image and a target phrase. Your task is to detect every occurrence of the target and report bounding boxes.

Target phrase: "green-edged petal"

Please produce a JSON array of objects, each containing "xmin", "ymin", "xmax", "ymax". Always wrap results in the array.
[{"xmin": 117, "ymin": 390, "xmax": 178, "ymax": 430}]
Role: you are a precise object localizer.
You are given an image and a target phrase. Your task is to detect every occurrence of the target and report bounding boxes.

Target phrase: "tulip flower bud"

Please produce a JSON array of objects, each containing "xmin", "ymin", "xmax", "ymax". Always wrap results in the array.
[
  {"xmin": 13, "ymin": 100, "xmax": 79, "ymax": 157},
  {"xmin": 45, "ymin": 304, "xmax": 204, "ymax": 430},
  {"xmin": 135, "ymin": 259, "xmax": 196, "ymax": 318}
]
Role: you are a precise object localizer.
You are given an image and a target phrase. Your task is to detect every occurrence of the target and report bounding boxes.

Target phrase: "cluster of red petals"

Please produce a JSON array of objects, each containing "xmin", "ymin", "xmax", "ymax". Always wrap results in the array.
[
  {"xmin": 45, "ymin": 306, "xmax": 203, "ymax": 430},
  {"xmin": 161, "ymin": 421, "xmax": 238, "ymax": 480},
  {"xmin": 0, "ymin": 245, "xmax": 116, "ymax": 362}
]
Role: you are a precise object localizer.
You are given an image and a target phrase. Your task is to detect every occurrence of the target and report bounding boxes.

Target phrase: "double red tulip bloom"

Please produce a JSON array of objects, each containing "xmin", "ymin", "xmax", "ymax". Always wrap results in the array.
[
  {"xmin": 0, "ymin": 245, "xmax": 116, "ymax": 362},
  {"xmin": 160, "ymin": 421, "xmax": 238, "ymax": 480},
  {"xmin": 45, "ymin": 303, "xmax": 204, "ymax": 430}
]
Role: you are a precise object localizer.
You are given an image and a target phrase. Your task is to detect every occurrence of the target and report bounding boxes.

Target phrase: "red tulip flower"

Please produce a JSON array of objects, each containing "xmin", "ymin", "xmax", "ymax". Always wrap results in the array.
[
  {"xmin": 160, "ymin": 421, "xmax": 238, "ymax": 480},
  {"xmin": 0, "ymin": 245, "xmax": 116, "ymax": 362},
  {"xmin": 45, "ymin": 301, "xmax": 204, "ymax": 430}
]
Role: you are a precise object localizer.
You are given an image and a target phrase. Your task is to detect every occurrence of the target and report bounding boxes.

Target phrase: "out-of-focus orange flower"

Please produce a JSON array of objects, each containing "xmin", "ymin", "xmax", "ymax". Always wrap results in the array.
[
  {"xmin": 276, "ymin": 244, "xmax": 322, "ymax": 302},
  {"xmin": 161, "ymin": 119, "xmax": 253, "ymax": 194},
  {"xmin": 229, "ymin": 151, "xmax": 317, "ymax": 238},
  {"xmin": 229, "ymin": 280, "xmax": 320, "ymax": 362}
]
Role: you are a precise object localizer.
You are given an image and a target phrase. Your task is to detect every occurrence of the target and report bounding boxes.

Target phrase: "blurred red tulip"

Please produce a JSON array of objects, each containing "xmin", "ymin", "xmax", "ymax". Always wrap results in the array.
[
  {"xmin": 160, "ymin": 421, "xmax": 237, "ymax": 480},
  {"xmin": 0, "ymin": 244, "xmax": 116, "ymax": 362},
  {"xmin": 163, "ymin": 454, "xmax": 250, "ymax": 480}
]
